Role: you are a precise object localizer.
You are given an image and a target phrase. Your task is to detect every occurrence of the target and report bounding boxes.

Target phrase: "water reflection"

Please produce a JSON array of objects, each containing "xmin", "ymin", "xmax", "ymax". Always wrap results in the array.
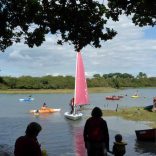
[
  {"xmin": 0, "ymin": 144, "xmax": 13, "ymax": 156},
  {"xmin": 73, "ymin": 126, "xmax": 86, "ymax": 156},
  {"xmin": 135, "ymin": 140, "xmax": 156, "ymax": 155}
]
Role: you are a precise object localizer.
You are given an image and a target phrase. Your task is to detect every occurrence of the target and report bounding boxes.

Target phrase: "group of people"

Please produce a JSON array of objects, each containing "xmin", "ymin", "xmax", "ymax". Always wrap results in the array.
[
  {"xmin": 84, "ymin": 107, "xmax": 127, "ymax": 156},
  {"xmin": 14, "ymin": 107, "xmax": 127, "ymax": 156}
]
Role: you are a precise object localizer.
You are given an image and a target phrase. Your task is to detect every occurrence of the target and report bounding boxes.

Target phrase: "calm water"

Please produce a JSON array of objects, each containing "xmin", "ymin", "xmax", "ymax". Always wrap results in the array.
[{"xmin": 0, "ymin": 88, "xmax": 156, "ymax": 156}]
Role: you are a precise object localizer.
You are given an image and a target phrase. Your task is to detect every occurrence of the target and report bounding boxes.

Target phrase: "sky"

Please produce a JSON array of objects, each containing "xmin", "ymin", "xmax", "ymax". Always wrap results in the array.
[{"xmin": 0, "ymin": 14, "xmax": 156, "ymax": 78}]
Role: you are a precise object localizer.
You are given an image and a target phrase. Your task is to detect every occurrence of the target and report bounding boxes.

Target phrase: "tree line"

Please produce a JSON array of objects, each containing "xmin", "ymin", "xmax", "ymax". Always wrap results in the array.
[{"xmin": 0, "ymin": 72, "xmax": 156, "ymax": 90}]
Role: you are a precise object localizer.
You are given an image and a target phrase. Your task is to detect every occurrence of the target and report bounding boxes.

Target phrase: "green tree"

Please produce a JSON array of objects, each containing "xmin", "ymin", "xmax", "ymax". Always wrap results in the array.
[
  {"xmin": 93, "ymin": 74, "xmax": 101, "ymax": 78},
  {"xmin": 136, "ymin": 72, "xmax": 147, "ymax": 79},
  {"xmin": 3, "ymin": 76, "xmax": 17, "ymax": 88},
  {"xmin": 1, "ymin": 0, "xmax": 155, "ymax": 52},
  {"xmin": 0, "ymin": 0, "xmax": 116, "ymax": 52},
  {"xmin": 107, "ymin": 0, "xmax": 156, "ymax": 27}
]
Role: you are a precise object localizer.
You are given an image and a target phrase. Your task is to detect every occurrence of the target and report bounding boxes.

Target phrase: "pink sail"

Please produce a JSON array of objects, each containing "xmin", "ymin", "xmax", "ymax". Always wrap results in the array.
[{"xmin": 74, "ymin": 51, "xmax": 89, "ymax": 106}]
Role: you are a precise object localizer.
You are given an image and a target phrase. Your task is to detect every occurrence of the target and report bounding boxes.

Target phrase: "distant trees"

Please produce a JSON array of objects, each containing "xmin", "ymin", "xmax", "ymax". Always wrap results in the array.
[
  {"xmin": 136, "ymin": 72, "xmax": 147, "ymax": 79},
  {"xmin": 102, "ymin": 73, "xmax": 134, "ymax": 79},
  {"xmin": 0, "ymin": 72, "xmax": 156, "ymax": 90}
]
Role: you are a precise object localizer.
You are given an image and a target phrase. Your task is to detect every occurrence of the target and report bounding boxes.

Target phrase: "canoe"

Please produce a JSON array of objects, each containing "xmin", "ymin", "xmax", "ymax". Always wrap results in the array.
[
  {"xmin": 135, "ymin": 128, "xmax": 156, "ymax": 141},
  {"xmin": 131, "ymin": 95, "xmax": 139, "ymax": 98},
  {"xmin": 30, "ymin": 108, "xmax": 61, "ymax": 113},
  {"xmin": 19, "ymin": 98, "xmax": 34, "ymax": 102},
  {"xmin": 106, "ymin": 96, "xmax": 120, "ymax": 100}
]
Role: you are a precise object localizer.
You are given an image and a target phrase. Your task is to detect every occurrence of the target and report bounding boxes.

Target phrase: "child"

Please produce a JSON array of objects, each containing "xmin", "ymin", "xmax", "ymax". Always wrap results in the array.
[{"xmin": 112, "ymin": 134, "xmax": 127, "ymax": 156}]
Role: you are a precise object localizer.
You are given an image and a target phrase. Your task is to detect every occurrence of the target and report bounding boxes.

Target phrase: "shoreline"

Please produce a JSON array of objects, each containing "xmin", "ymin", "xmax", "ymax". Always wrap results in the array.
[
  {"xmin": 102, "ymin": 107, "xmax": 156, "ymax": 128},
  {"xmin": 0, "ymin": 87, "xmax": 118, "ymax": 94}
]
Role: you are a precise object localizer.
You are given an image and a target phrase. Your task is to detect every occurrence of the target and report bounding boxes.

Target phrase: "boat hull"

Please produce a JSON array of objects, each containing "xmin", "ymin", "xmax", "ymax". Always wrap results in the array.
[
  {"xmin": 135, "ymin": 128, "xmax": 156, "ymax": 141},
  {"xmin": 106, "ymin": 96, "xmax": 120, "ymax": 100},
  {"xmin": 144, "ymin": 105, "xmax": 153, "ymax": 111},
  {"xmin": 30, "ymin": 108, "xmax": 61, "ymax": 113},
  {"xmin": 64, "ymin": 112, "xmax": 83, "ymax": 120},
  {"xmin": 131, "ymin": 95, "xmax": 139, "ymax": 98}
]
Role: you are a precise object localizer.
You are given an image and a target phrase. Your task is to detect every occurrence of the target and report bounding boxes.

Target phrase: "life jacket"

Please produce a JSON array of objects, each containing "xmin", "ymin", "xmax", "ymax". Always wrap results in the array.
[{"xmin": 113, "ymin": 142, "xmax": 127, "ymax": 155}]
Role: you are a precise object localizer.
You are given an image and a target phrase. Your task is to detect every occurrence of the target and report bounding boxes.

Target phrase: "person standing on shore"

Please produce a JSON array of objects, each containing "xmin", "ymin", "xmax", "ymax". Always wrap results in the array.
[{"xmin": 83, "ymin": 107, "xmax": 109, "ymax": 156}]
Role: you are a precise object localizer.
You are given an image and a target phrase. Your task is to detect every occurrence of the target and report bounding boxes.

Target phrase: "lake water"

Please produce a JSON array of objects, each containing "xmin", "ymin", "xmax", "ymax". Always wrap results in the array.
[{"xmin": 0, "ymin": 88, "xmax": 156, "ymax": 156}]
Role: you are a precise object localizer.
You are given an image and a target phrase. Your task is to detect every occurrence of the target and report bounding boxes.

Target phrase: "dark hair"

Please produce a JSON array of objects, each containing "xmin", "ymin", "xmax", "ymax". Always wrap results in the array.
[
  {"xmin": 25, "ymin": 122, "xmax": 42, "ymax": 137},
  {"xmin": 115, "ymin": 134, "xmax": 122, "ymax": 142},
  {"xmin": 91, "ymin": 107, "xmax": 102, "ymax": 117}
]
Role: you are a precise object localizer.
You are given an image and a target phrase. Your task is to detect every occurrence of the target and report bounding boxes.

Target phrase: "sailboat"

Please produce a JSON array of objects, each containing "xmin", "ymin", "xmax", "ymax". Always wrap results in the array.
[
  {"xmin": 64, "ymin": 51, "xmax": 89, "ymax": 120},
  {"xmin": 131, "ymin": 90, "xmax": 139, "ymax": 98}
]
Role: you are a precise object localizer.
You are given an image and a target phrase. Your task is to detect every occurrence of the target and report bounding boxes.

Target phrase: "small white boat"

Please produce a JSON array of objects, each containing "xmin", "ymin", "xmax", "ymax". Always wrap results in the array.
[{"xmin": 64, "ymin": 112, "xmax": 83, "ymax": 120}]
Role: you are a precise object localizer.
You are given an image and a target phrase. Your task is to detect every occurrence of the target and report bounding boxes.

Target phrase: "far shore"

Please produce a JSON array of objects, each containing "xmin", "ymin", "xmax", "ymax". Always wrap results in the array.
[
  {"xmin": 102, "ymin": 107, "xmax": 156, "ymax": 128},
  {"xmin": 0, "ymin": 87, "xmax": 118, "ymax": 94}
]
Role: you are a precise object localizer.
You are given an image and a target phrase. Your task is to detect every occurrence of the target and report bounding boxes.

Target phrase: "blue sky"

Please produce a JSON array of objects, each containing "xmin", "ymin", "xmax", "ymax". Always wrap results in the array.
[
  {"xmin": 144, "ymin": 27, "xmax": 156, "ymax": 39},
  {"xmin": 0, "ymin": 15, "xmax": 156, "ymax": 78}
]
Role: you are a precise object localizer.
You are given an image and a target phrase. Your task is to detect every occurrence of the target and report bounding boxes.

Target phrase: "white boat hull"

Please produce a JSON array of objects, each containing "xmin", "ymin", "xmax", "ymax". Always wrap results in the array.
[{"xmin": 64, "ymin": 112, "xmax": 83, "ymax": 120}]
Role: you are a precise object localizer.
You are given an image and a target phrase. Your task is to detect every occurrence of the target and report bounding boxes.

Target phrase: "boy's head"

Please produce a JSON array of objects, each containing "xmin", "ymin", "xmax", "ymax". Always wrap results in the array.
[{"xmin": 115, "ymin": 134, "xmax": 122, "ymax": 142}]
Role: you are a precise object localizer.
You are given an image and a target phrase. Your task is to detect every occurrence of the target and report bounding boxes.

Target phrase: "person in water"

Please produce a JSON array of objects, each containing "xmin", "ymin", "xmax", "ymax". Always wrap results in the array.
[
  {"xmin": 28, "ymin": 95, "xmax": 32, "ymax": 99},
  {"xmin": 69, "ymin": 97, "xmax": 74, "ymax": 114},
  {"xmin": 14, "ymin": 122, "xmax": 42, "ymax": 156},
  {"xmin": 112, "ymin": 134, "xmax": 127, "ymax": 156},
  {"xmin": 43, "ymin": 102, "xmax": 47, "ymax": 107},
  {"xmin": 83, "ymin": 107, "xmax": 110, "ymax": 156},
  {"xmin": 41, "ymin": 102, "xmax": 48, "ymax": 110}
]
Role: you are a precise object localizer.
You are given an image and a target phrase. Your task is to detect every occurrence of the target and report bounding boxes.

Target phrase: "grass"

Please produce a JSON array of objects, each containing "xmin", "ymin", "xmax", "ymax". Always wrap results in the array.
[
  {"xmin": 0, "ymin": 87, "xmax": 118, "ymax": 94},
  {"xmin": 102, "ymin": 107, "xmax": 156, "ymax": 128}
]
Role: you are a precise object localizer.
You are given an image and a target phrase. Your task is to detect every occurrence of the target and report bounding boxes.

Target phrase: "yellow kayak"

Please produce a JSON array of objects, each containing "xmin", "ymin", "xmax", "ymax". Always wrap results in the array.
[{"xmin": 131, "ymin": 95, "xmax": 139, "ymax": 98}]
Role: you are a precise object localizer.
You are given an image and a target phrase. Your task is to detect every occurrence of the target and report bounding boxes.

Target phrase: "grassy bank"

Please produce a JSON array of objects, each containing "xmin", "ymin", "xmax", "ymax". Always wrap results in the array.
[
  {"xmin": 0, "ymin": 87, "xmax": 118, "ymax": 94},
  {"xmin": 102, "ymin": 107, "xmax": 156, "ymax": 128}
]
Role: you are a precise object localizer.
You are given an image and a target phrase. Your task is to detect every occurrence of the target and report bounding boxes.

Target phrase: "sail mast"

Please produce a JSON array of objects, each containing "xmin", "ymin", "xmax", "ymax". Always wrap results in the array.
[{"xmin": 74, "ymin": 52, "xmax": 78, "ymax": 108}]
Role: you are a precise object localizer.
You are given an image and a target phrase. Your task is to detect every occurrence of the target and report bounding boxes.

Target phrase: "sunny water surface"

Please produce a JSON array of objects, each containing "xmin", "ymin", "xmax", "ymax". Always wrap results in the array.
[{"xmin": 0, "ymin": 88, "xmax": 156, "ymax": 156}]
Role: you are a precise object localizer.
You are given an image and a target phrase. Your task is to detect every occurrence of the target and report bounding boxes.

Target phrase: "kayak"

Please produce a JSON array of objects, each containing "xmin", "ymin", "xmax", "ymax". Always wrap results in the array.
[
  {"xmin": 19, "ymin": 98, "xmax": 34, "ymax": 102},
  {"xmin": 131, "ymin": 95, "xmax": 139, "ymax": 98},
  {"xmin": 30, "ymin": 108, "xmax": 61, "ymax": 113}
]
